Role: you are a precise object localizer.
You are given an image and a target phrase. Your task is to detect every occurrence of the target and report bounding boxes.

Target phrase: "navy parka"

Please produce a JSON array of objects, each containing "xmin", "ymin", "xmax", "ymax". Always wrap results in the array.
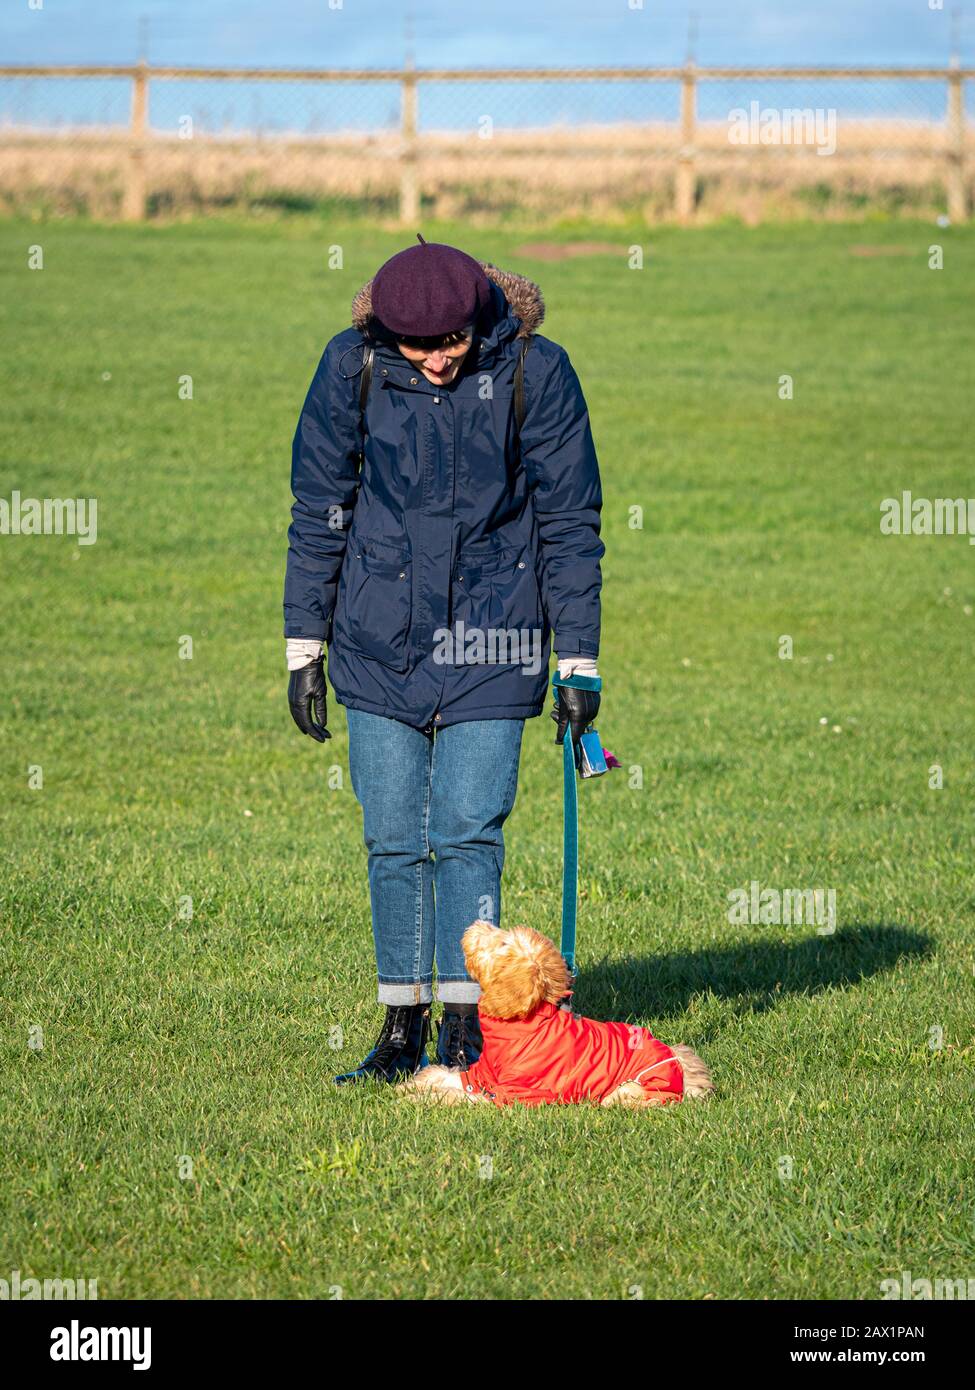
[{"xmin": 284, "ymin": 264, "xmax": 603, "ymax": 731}]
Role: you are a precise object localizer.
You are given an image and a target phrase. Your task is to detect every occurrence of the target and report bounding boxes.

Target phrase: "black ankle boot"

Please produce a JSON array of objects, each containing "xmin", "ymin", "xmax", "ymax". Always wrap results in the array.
[
  {"xmin": 435, "ymin": 1006, "xmax": 483, "ymax": 1070},
  {"xmin": 334, "ymin": 1003, "xmax": 432, "ymax": 1085}
]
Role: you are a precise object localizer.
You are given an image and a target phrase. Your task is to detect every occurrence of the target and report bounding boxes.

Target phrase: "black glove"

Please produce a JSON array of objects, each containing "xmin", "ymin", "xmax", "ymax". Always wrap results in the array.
[
  {"xmin": 288, "ymin": 657, "xmax": 331, "ymax": 742},
  {"xmin": 551, "ymin": 682, "xmax": 600, "ymax": 752}
]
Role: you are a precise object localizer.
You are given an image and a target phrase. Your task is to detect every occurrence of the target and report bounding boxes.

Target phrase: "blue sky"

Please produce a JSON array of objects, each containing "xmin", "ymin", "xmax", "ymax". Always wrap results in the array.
[{"xmin": 1, "ymin": 0, "xmax": 970, "ymax": 68}]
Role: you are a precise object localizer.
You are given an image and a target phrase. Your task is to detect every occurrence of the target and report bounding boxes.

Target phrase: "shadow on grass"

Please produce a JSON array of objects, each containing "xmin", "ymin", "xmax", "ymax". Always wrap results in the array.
[{"xmin": 573, "ymin": 925, "xmax": 932, "ymax": 1032}]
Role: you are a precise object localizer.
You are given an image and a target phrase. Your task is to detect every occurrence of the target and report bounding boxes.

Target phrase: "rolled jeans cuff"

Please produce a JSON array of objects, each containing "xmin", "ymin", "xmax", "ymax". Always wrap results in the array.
[
  {"xmin": 377, "ymin": 982, "xmax": 434, "ymax": 1006},
  {"xmin": 436, "ymin": 980, "xmax": 482, "ymax": 1005}
]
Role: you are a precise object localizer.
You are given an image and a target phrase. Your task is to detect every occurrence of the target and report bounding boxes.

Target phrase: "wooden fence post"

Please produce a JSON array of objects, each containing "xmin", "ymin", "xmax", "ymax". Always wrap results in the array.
[
  {"xmin": 675, "ymin": 62, "xmax": 697, "ymax": 224},
  {"xmin": 122, "ymin": 61, "xmax": 148, "ymax": 221},
  {"xmin": 399, "ymin": 60, "xmax": 419, "ymax": 225},
  {"xmin": 946, "ymin": 62, "xmax": 967, "ymax": 224}
]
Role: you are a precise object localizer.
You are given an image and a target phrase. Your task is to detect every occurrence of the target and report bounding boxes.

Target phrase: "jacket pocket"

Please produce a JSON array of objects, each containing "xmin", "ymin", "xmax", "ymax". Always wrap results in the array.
[
  {"xmin": 449, "ymin": 544, "xmax": 543, "ymax": 665},
  {"xmin": 341, "ymin": 534, "xmax": 412, "ymax": 671}
]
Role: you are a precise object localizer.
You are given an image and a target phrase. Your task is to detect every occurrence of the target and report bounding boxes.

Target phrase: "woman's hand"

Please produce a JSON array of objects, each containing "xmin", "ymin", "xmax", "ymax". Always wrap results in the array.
[
  {"xmin": 288, "ymin": 657, "xmax": 331, "ymax": 741},
  {"xmin": 551, "ymin": 683, "xmax": 600, "ymax": 751}
]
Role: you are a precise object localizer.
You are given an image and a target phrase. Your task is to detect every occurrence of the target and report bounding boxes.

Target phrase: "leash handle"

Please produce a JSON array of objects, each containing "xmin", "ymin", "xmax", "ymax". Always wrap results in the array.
[{"xmin": 551, "ymin": 672, "xmax": 602, "ymax": 694}]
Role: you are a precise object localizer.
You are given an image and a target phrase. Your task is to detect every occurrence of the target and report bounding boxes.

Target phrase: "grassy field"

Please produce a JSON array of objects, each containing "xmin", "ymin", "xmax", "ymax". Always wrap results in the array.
[{"xmin": 1, "ymin": 213, "xmax": 973, "ymax": 1300}]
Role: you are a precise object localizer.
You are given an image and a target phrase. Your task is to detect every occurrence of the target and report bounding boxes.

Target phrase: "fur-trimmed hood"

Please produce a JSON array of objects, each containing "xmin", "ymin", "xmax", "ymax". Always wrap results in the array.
[{"xmin": 351, "ymin": 262, "xmax": 545, "ymax": 341}]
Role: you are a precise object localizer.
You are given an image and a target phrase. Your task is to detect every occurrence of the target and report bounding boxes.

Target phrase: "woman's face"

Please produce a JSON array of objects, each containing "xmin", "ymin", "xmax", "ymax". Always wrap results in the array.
[{"xmin": 395, "ymin": 325, "xmax": 474, "ymax": 387}]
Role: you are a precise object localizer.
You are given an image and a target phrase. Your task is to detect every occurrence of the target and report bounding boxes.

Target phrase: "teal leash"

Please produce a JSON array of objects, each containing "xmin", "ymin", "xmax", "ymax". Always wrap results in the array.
[
  {"xmin": 561, "ymin": 732, "xmax": 579, "ymax": 973},
  {"xmin": 552, "ymin": 672, "xmax": 605, "ymax": 975}
]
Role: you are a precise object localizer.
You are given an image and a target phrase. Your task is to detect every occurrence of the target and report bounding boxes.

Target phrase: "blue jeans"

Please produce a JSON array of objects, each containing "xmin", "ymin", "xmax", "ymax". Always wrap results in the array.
[{"xmin": 346, "ymin": 710, "xmax": 525, "ymax": 1004}]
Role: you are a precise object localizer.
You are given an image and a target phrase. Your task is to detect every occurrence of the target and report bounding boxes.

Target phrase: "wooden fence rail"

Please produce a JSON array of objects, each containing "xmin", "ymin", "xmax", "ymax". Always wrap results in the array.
[{"xmin": 1, "ymin": 62, "xmax": 971, "ymax": 224}]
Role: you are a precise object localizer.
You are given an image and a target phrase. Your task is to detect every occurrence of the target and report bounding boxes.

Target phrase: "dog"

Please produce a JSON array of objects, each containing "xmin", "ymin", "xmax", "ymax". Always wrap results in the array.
[{"xmin": 398, "ymin": 920, "xmax": 713, "ymax": 1108}]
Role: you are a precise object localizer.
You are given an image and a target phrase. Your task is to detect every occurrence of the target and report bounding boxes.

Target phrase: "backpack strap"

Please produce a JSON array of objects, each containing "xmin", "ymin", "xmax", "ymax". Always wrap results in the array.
[
  {"xmin": 357, "ymin": 342, "xmax": 375, "ymax": 465},
  {"xmin": 514, "ymin": 337, "xmax": 532, "ymax": 435},
  {"xmin": 358, "ymin": 342, "xmax": 375, "ymax": 413}
]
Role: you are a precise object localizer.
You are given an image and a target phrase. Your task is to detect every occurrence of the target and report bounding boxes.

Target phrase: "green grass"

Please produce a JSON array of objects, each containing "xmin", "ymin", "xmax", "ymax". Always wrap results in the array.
[{"xmin": 1, "ymin": 214, "xmax": 974, "ymax": 1300}]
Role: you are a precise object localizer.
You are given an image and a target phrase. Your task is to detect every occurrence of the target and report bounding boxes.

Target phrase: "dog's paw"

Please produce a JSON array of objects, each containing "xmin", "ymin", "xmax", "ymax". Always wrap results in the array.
[
  {"xmin": 600, "ymin": 1081, "xmax": 652, "ymax": 1108},
  {"xmin": 396, "ymin": 1065, "xmax": 469, "ymax": 1104}
]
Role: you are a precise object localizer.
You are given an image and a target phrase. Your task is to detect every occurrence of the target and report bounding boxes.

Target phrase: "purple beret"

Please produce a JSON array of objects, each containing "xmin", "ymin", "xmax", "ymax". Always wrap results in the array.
[{"xmin": 371, "ymin": 234, "xmax": 492, "ymax": 338}]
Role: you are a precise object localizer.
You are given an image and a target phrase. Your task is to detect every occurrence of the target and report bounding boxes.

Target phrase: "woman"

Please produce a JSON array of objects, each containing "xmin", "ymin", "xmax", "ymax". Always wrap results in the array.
[{"xmin": 284, "ymin": 236, "xmax": 603, "ymax": 1084}]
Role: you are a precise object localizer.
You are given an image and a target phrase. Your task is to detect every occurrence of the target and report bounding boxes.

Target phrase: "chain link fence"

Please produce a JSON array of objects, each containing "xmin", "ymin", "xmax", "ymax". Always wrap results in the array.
[{"xmin": 0, "ymin": 64, "xmax": 972, "ymax": 223}]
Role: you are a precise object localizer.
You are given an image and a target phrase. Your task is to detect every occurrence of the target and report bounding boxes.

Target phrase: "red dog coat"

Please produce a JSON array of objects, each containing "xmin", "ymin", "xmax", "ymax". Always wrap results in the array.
[{"xmin": 464, "ymin": 1001, "xmax": 683, "ymax": 1106}]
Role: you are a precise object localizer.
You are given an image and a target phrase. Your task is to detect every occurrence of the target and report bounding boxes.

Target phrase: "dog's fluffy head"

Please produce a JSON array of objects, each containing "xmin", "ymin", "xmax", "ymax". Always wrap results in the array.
[{"xmin": 462, "ymin": 920, "xmax": 571, "ymax": 1019}]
